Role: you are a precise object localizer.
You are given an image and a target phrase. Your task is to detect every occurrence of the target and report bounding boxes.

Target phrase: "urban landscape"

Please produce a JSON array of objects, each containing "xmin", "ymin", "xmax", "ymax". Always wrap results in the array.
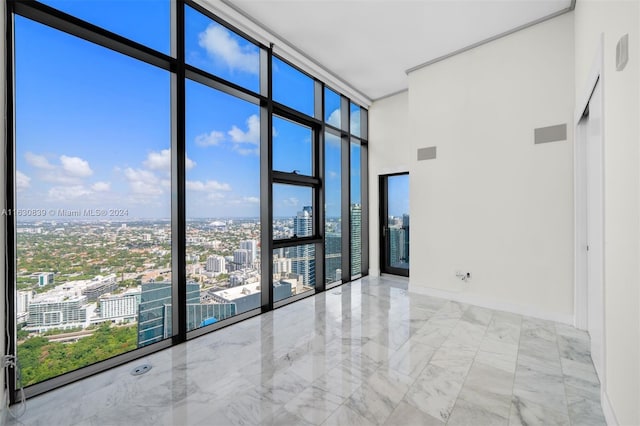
[{"xmin": 14, "ymin": 206, "xmax": 362, "ymax": 386}]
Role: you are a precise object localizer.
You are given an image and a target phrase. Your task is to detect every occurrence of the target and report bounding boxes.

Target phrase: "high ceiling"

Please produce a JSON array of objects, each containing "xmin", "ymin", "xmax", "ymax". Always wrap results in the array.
[{"xmin": 223, "ymin": 0, "xmax": 573, "ymax": 101}]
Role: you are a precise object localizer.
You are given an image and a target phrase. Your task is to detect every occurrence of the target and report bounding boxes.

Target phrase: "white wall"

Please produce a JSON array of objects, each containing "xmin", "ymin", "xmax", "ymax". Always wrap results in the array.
[
  {"xmin": 403, "ymin": 13, "xmax": 575, "ymax": 322},
  {"xmin": 368, "ymin": 91, "xmax": 410, "ymax": 276},
  {"xmin": 1, "ymin": 0, "xmax": 6, "ymax": 414},
  {"xmin": 574, "ymin": 1, "xmax": 640, "ymax": 424}
]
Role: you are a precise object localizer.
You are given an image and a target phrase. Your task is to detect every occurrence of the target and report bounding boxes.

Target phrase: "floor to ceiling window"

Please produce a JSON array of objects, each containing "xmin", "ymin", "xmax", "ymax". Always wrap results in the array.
[
  {"xmin": 6, "ymin": 0, "xmax": 368, "ymax": 400},
  {"xmin": 13, "ymin": 14, "xmax": 172, "ymax": 386}
]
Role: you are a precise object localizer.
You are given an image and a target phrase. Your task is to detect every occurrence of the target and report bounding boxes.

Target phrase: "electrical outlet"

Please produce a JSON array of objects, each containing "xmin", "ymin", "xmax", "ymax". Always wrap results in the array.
[{"xmin": 455, "ymin": 270, "xmax": 471, "ymax": 281}]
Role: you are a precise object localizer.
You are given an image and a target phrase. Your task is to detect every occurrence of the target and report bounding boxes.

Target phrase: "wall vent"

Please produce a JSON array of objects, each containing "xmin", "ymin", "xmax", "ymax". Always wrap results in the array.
[
  {"xmin": 534, "ymin": 124, "xmax": 567, "ymax": 144},
  {"xmin": 417, "ymin": 146, "xmax": 437, "ymax": 161}
]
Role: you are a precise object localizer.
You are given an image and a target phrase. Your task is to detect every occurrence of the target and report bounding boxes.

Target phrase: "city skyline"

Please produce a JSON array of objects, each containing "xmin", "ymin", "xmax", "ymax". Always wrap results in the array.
[{"xmin": 14, "ymin": 8, "xmax": 359, "ymax": 220}]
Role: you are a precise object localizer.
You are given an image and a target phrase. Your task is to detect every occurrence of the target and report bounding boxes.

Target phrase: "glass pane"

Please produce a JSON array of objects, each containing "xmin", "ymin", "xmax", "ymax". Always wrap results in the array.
[
  {"xmin": 350, "ymin": 102, "xmax": 361, "ymax": 137},
  {"xmin": 185, "ymin": 6, "xmax": 260, "ymax": 92},
  {"xmin": 273, "ymin": 244, "xmax": 315, "ymax": 302},
  {"xmin": 387, "ymin": 175, "xmax": 410, "ymax": 270},
  {"xmin": 325, "ymin": 132, "xmax": 342, "ymax": 284},
  {"xmin": 273, "ymin": 185, "xmax": 313, "ymax": 240},
  {"xmin": 273, "ymin": 116, "xmax": 312, "ymax": 175},
  {"xmin": 324, "ymin": 88, "xmax": 341, "ymax": 128},
  {"xmin": 185, "ymin": 80, "xmax": 261, "ymax": 330},
  {"xmin": 272, "ymin": 56, "xmax": 314, "ymax": 116},
  {"xmin": 37, "ymin": 0, "xmax": 170, "ymax": 54},
  {"xmin": 14, "ymin": 17, "xmax": 171, "ymax": 386},
  {"xmin": 350, "ymin": 141, "xmax": 362, "ymax": 277}
]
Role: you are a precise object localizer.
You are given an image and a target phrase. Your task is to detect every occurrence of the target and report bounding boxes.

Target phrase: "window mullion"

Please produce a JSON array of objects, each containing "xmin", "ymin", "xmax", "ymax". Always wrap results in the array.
[{"xmin": 171, "ymin": 0, "xmax": 187, "ymax": 344}]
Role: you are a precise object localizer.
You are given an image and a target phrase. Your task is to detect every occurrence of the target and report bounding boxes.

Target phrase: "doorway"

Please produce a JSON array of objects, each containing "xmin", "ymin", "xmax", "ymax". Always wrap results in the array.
[
  {"xmin": 379, "ymin": 173, "xmax": 409, "ymax": 277},
  {"xmin": 576, "ymin": 76, "xmax": 604, "ymax": 381}
]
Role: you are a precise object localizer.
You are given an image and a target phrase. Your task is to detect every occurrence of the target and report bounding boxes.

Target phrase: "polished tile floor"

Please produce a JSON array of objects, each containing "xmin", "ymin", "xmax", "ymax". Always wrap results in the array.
[{"xmin": 7, "ymin": 276, "xmax": 605, "ymax": 425}]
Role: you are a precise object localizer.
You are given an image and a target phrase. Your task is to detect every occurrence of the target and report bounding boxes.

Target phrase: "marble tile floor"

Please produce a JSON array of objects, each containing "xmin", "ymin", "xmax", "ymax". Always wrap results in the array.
[{"xmin": 7, "ymin": 276, "xmax": 606, "ymax": 426}]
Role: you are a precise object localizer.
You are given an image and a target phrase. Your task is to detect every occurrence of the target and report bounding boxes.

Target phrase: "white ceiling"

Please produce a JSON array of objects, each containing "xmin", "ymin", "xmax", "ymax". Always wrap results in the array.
[{"xmin": 225, "ymin": 0, "xmax": 573, "ymax": 101}]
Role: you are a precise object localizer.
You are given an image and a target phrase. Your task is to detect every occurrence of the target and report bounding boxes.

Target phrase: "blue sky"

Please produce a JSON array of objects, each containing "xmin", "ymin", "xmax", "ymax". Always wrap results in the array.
[
  {"xmin": 387, "ymin": 174, "xmax": 410, "ymax": 217},
  {"xmin": 14, "ymin": 4, "xmax": 359, "ymax": 220}
]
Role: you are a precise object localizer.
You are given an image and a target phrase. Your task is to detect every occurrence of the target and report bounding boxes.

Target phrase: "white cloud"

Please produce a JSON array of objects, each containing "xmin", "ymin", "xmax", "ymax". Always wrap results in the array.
[
  {"xmin": 198, "ymin": 23, "xmax": 259, "ymax": 74},
  {"xmin": 228, "ymin": 114, "xmax": 260, "ymax": 145},
  {"xmin": 48, "ymin": 185, "xmax": 93, "ymax": 201},
  {"xmin": 328, "ymin": 171, "xmax": 338, "ymax": 179},
  {"xmin": 41, "ymin": 173, "xmax": 83, "ymax": 185},
  {"xmin": 195, "ymin": 131, "xmax": 225, "ymax": 147},
  {"xmin": 124, "ymin": 168, "xmax": 164, "ymax": 196},
  {"xmin": 60, "ymin": 155, "xmax": 93, "ymax": 177},
  {"xmin": 233, "ymin": 147, "xmax": 260, "ymax": 156},
  {"xmin": 283, "ymin": 197, "xmax": 299, "ymax": 207},
  {"xmin": 243, "ymin": 196, "xmax": 260, "ymax": 204},
  {"xmin": 206, "ymin": 192, "xmax": 226, "ymax": 201},
  {"xmin": 351, "ymin": 111, "xmax": 361, "ymax": 135},
  {"xmin": 16, "ymin": 171, "xmax": 31, "ymax": 190},
  {"xmin": 325, "ymin": 132, "xmax": 341, "ymax": 147},
  {"xmin": 91, "ymin": 181, "xmax": 111, "ymax": 192},
  {"xmin": 198, "ymin": 115, "xmax": 262, "ymax": 155},
  {"xmin": 26, "ymin": 152, "xmax": 92, "ymax": 184},
  {"xmin": 327, "ymin": 108, "xmax": 341, "ymax": 128},
  {"xmin": 144, "ymin": 149, "xmax": 195, "ymax": 171},
  {"xmin": 186, "ymin": 180, "xmax": 232, "ymax": 192},
  {"xmin": 25, "ymin": 152, "xmax": 54, "ymax": 169}
]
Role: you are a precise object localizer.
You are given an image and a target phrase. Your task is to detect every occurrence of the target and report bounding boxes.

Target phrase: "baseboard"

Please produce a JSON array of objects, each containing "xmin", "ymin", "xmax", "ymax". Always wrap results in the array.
[
  {"xmin": 408, "ymin": 284, "xmax": 574, "ymax": 325},
  {"xmin": 0, "ymin": 388, "xmax": 6, "ymax": 425},
  {"xmin": 601, "ymin": 388, "xmax": 618, "ymax": 426}
]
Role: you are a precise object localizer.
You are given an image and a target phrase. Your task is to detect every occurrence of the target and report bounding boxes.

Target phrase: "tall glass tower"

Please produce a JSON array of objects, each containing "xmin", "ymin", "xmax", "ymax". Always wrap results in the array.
[
  {"xmin": 350, "ymin": 203, "xmax": 362, "ymax": 275},
  {"xmin": 291, "ymin": 206, "xmax": 315, "ymax": 286}
]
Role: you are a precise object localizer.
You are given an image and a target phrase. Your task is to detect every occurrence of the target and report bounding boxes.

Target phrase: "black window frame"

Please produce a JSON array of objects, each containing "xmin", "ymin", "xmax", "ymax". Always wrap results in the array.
[{"xmin": 4, "ymin": 0, "xmax": 368, "ymax": 402}]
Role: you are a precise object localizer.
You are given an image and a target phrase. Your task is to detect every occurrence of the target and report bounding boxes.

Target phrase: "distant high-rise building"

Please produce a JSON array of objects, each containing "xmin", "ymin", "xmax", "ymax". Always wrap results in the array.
[
  {"xmin": 325, "ymin": 232, "xmax": 342, "ymax": 284},
  {"xmin": 239, "ymin": 240, "xmax": 258, "ymax": 265},
  {"xmin": 291, "ymin": 207, "xmax": 315, "ymax": 286},
  {"xmin": 210, "ymin": 281, "xmax": 291, "ymax": 313},
  {"xmin": 273, "ymin": 256, "xmax": 292, "ymax": 275},
  {"xmin": 27, "ymin": 296, "xmax": 88, "ymax": 330},
  {"xmin": 16, "ymin": 290, "xmax": 33, "ymax": 324},
  {"xmin": 99, "ymin": 289, "xmax": 140, "ymax": 323},
  {"xmin": 206, "ymin": 255, "xmax": 226, "ymax": 273},
  {"xmin": 350, "ymin": 203, "xmax": 362, "ymax": 275},
  {"xmin": 38, "ymin": 272, "xmax": 54, "ymax": 287},
  {"xmin": 389, "ymin": 227, "xmax": 407, "ymax": 267},
  {"xmin": 233, "ymin": 249, "xmax": 250, "ymax": 268},
  {"xmin": 81, "ymin": 274, "xmax": 118, "ymax": 301},
  {"xmin": 293, "ymin": 206, "xmax": 312, "ymax": 238},
  {"xmin": 137, "ymin": 282, "xmax": 236, "ymax": 347},
  {"xmin": 16, "ymin": 290, "xmax": 33, "ymax": 316},
  {"xmin": 138, "ymin": 282, "xmax": 197, "ymax": 347}
]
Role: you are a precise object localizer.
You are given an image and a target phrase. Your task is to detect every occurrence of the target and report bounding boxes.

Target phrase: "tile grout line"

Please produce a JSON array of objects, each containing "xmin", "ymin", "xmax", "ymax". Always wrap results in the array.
[
  {"xmin": 554, "ymin": 323, "xmax": 574, "ymax": 426},
  {"xmin": 507, "ymin": 314, "xmax": 524, "ymax": 425},
  {"xmin": 379, "ymin": 300, "xmax": 464, "ymax": 425},
  {"xmin": 444, "ymin": 308, "xmax": 495, "ymax": 425},
  {"xmin": 378, "ymin": 300, "xmax": 466, "ymax": 426}
]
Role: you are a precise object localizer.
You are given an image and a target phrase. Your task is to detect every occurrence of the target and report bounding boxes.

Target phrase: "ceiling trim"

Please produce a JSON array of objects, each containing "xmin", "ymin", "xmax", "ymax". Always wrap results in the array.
[
  {"xmin": 373, "ymin": 88, "xmax": 409, "ymax": 103},
  {"xmin": 406, "ymin": 0, "xmax": 576, "ymax": 75},
  {"xmin": 198, "ymin": 0, "xmax": 373, "ymax": 107}
]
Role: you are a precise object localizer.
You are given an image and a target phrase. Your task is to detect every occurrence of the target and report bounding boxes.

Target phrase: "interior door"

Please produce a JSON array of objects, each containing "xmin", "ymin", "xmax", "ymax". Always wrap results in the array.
[
  {"xmin": 585, "ymin": 79, "xmax": 604, "ymax": 379},
  {"xmin": 379, "ymin": 173, "xmax": 409, "ymax": 277}
]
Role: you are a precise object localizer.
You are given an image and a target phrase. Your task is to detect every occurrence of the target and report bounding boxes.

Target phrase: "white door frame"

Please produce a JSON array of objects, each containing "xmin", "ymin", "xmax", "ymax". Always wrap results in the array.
[{"xmin": 574, "ymin": 35, "xmax": 605, "ymax": 387}]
